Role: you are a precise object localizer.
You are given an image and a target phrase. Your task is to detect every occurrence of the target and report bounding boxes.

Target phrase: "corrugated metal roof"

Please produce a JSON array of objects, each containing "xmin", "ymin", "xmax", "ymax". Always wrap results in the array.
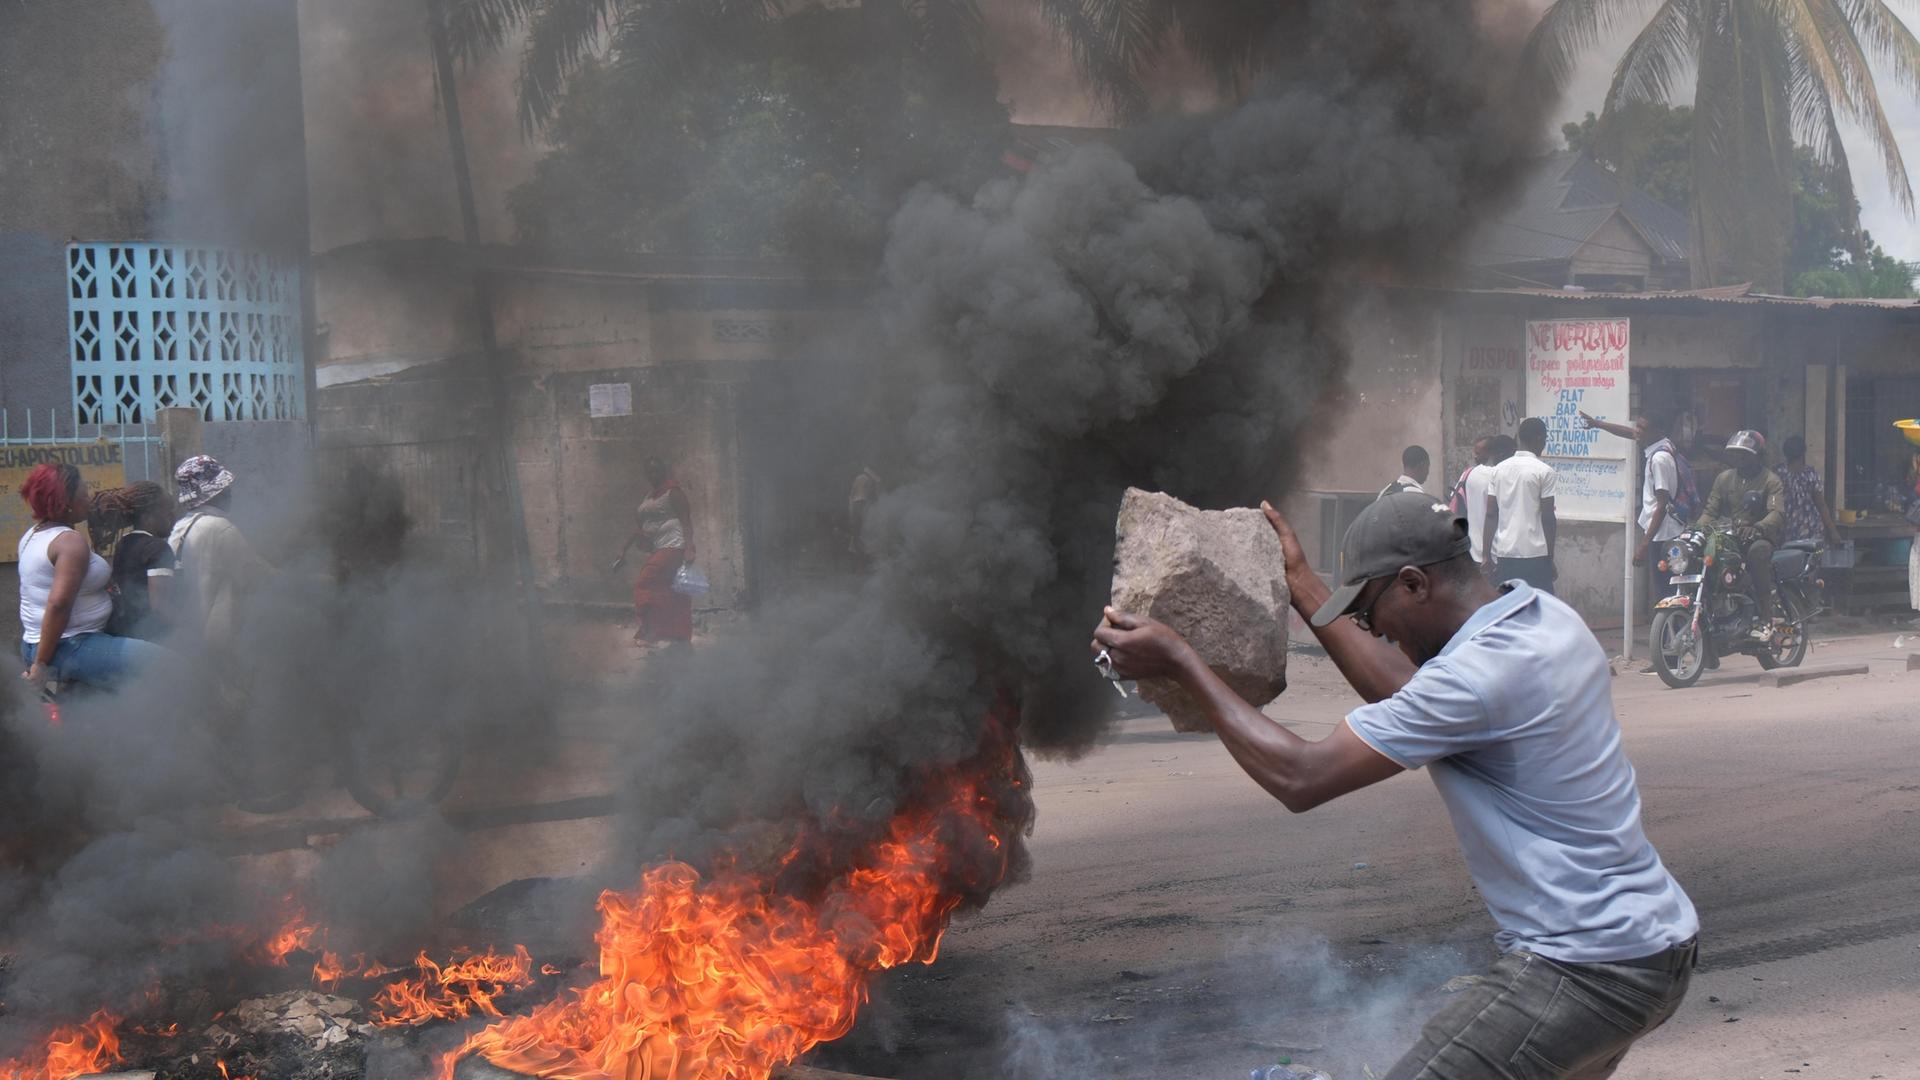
[
  {"xmin": 1437, "ymin": 282, "xmax": 1920, "ymax": 310},
  {"xmin": 1463, "ymin": 151, "xmax": 1689, "ymax": 268}
]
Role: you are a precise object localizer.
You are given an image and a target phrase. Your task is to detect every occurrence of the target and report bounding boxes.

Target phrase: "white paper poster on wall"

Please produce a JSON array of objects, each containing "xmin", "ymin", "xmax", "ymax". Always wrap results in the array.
[
  {"xmin": 588, "ymin": 382, "xmax": 634, "ymax": 418},
  {"xmin": 1523, "ymin": 318, "xmax": 1632, "ymax": 523}
]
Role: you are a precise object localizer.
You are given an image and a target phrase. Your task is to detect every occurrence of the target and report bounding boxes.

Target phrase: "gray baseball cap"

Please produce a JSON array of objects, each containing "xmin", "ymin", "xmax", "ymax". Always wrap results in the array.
[{"xmin": 1310, "ymin": 491, "xmax": 1473, "ymax": 627}]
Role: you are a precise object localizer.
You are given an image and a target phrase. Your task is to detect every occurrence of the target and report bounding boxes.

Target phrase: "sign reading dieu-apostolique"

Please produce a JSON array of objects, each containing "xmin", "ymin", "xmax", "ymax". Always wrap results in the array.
[
  {"xmin": 0, "ymin": 441, "xmax": 126, "ymax": 562},
  {"xmin": 1524, "ymin": 318, "xmax": 1632, "ymax": 524}
]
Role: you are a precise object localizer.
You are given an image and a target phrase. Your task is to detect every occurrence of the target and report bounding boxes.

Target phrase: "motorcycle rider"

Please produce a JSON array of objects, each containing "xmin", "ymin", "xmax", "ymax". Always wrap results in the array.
[{"xmin": 1700, "ymin": 430, "xmax": 1786, "ymax": 641}]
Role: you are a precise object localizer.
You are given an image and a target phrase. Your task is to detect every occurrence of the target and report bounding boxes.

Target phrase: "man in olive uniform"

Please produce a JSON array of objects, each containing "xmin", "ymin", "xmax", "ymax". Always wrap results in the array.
[{"xmin": 1701, "ymin": 430, "xmax": 1786, "ymax": 640}]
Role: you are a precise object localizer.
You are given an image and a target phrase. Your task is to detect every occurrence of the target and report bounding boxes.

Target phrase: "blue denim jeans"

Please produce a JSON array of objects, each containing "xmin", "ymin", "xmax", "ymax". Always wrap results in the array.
[
  {"xmin": 21, "ymin": 633, "xmax": 167, "ymax": 689},
  {"xmin": 1386, "ymin": 941, "xmax": 1695, "ymax": 1079}
]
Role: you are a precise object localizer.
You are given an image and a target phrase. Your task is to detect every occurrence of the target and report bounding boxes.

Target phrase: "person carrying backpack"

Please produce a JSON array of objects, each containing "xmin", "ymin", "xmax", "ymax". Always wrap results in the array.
[
  {"xmin": 1581, "ymin": 404, "xmax": 1696, "ymax": 564},
  {"xmin": 1583, "ymin": 405, "xmax": 1699, "ymax": 671}
]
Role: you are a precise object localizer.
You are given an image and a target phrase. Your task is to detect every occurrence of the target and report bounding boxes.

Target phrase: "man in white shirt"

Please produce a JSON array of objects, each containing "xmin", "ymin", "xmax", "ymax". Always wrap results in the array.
[
  {"xmin": 1379, "ymin": 445, "xmax": 1431, "ymax": 500},
  {"xmin": 1461, "ymin": 434, "xmax": 1514, "ymax": 565},
  {"xmin": 1582, "ymin": 403, "xmax": 1690, "ymax": 669},
  {"xmin": 1484, "ymin": 417, "xmax": 1557, "ymax": 594}
]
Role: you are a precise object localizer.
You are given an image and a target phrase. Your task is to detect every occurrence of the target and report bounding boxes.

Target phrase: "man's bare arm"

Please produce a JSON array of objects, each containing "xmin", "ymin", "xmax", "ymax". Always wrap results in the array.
[
  {"xmin": 1482, "ymin": 493, "xmax": 1499, "ymax": 566},
  {"xmin": 1580, "ymin": 411, "xmax": 1641, "ymax": 442},
  {"xmin": 1094, "ymin": 610, "xmax": 1404, "ymax": 812},
  {"xmin": 1169, "ymin": 642, "xmax": 1403, "ymax": 811}
]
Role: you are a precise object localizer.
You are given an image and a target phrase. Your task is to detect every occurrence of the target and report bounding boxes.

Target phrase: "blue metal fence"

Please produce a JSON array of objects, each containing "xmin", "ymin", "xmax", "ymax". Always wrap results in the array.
[{"xmin": 67, "ymin": 242, "xmax": 304, "ymax": 426}]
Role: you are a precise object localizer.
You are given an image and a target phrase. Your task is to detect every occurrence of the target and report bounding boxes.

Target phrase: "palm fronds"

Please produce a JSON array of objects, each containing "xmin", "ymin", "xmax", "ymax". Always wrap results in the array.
[
  {"xmin": 1523, "ymin": 0, "xmax": 1669, "ymax": 93},
  {"xmin": 1035, "ymin": 0, "xmax": 1169, "ymax": 119}
]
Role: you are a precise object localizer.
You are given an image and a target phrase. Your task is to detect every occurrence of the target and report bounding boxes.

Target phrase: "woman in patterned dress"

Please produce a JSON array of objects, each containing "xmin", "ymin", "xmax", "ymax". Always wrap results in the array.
[{"xmin": 613, "ymin": 458, "xmax": 696, "ymax": 646}]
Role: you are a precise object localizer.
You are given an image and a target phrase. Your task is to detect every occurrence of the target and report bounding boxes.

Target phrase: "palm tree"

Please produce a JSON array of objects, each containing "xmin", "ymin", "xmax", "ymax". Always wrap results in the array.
[
  {"xmin": 1031, "ymin": 1, "xmax": 1303, "ymax": 119},
  {"xmin": 437, "ymin": 0, "xmax": 989, "ymax": 134},
  {"xmin": 1524, "ymin": 0, "xmax": 1920, "ymax": 292}
]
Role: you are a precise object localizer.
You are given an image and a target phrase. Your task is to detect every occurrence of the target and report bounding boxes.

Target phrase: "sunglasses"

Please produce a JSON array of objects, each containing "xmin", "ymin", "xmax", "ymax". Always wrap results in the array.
[{"xmin": 1351, "ymin": 575, "xmax": 1401, "ymax": 633}]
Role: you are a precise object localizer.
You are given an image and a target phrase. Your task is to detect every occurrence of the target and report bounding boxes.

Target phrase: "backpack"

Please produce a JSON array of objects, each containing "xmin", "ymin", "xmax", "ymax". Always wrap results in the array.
[
  {"xmin": 1447, "ymin": 466, "xmax": 1475, "ymax": 517},
  {"xmin": 1653, "ymin": 442, "xmax": 1700, "ymax": 523}
]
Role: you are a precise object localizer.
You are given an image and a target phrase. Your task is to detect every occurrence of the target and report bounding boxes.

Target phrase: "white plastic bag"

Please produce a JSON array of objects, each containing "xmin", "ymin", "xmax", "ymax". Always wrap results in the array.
[{"xmin": 672, "ymin": 562, "xmax": 710, "ymax": 596}]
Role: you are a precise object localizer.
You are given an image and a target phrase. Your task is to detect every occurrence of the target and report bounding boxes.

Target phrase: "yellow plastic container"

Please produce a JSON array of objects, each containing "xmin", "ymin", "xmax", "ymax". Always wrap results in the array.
[{"xmin": 1898, "ymin": 418, "xmax": 1920, "ymax": 447}]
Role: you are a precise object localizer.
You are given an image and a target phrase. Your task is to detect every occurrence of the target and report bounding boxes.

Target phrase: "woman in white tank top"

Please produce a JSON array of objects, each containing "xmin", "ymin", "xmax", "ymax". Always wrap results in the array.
[{"xmin": 16, "ymin": 463, "xmax": 166, "ymax": 690}]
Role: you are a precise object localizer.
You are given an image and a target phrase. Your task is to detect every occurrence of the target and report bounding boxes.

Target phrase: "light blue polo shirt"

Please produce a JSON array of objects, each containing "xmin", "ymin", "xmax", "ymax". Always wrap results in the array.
[{"xmin": 1346, "ymin": 582, "xmax": 1698, "ymax": 963}]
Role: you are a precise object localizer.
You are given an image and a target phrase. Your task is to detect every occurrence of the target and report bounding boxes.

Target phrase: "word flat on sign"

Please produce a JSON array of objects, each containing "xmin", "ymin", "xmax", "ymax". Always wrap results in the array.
[
  {"xmin": 0, "ymin": 442, "xmax": 126, "ymax": 562},
  {"xmin": 1524, "ymin": 318, "xmax": 1631, "ymax": 524}
]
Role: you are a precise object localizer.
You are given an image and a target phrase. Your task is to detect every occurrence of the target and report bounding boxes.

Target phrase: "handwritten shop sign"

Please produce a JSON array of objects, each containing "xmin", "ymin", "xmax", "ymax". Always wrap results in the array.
[
  {"xmin": 1524, "ymin": 318, "xmax": 1631, "ymax": 523},
  {"xmin": 0, "ymin": 441, "xmax": 126, "ymax": 562}
]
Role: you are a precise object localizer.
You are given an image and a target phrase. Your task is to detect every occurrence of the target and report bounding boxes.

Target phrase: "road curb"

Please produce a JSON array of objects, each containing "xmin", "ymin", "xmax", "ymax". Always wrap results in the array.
[{"xmin": 1757, "ymin": 663, "xmax": 1872, "ymax": 688}]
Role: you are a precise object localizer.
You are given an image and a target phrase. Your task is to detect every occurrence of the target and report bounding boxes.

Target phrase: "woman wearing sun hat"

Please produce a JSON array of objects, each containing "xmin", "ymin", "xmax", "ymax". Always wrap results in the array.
[{"xmin": 167, "ymin": 455, "xmax": 268, "ymax": 657}]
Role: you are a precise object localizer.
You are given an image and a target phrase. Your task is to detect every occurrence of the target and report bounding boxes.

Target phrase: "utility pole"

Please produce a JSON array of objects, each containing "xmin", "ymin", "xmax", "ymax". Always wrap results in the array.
[{"xmin": 423, "ymin": 0, "xmax": 548, "ymax": 675}]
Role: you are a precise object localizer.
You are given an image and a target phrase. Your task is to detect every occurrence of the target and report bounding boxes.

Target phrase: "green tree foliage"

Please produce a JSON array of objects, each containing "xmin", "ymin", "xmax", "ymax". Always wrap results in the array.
[
  {"xmin": 499, "ymin": 6, "xmax": 1008, "ymax": 257},
  {"xmin": 1788, "ymin": 148, "xmax": 1914, "ymax": 298},
  {"xmin": 1526, "ymin": 0, "xmax": 1920, "ymax": 293},
  {"xmin": 1562, "ymin": 103, "xmax": 1914, "ymax": 299},
  {"xmin": 1561, "ymin": 103, "xmax": 1692, "ymax": 212}
]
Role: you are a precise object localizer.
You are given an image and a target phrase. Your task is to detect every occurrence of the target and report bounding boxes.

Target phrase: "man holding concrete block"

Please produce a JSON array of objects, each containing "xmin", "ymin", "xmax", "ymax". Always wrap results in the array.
[{"xmin": 1094, "ymin": 491, "xmax": 1697, "ymax": 1078}]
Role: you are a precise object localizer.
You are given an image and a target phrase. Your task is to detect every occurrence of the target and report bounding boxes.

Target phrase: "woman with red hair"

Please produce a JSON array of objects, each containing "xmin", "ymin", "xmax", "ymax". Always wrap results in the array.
[{"xmin": 16, "ymin": 462, "xmax": 165, "ymax": 690}]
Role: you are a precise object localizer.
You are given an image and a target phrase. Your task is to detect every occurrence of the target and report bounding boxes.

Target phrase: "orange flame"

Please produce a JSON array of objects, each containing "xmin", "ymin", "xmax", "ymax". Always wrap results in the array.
[
  {"xmin": 312, "ymin": 950, "xmax": 401, "ymax": 989},
  {"xmin": 129, "ymin": 1022, "xmax": 179, "ymax": 1038},
  {"xmin": 439, "ymin": 721, "xmax": 1022, "ymax": 1080},
  {"xmin": 255, "ymin": 899, "xmax": 322, "ymax": 967},
  {"xmin": 0, "ymin": 1010, "xmax": 122, "ymax": 1080},
  {"xmin": 372, "ymin": 946, "xmax": 537, "ymax": 1027}
]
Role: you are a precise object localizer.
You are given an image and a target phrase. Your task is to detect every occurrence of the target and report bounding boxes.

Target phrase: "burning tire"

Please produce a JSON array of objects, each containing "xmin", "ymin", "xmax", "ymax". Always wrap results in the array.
[{"xmin": 343, "ymin": 716, "xmax": 464, "ymax": 818}]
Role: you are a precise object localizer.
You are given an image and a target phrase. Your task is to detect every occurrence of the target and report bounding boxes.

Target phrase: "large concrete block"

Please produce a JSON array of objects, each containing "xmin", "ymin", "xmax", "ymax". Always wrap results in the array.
[{"xmin": 1109, "ymin": 488, "xmax": 1289, "ymax": 732}]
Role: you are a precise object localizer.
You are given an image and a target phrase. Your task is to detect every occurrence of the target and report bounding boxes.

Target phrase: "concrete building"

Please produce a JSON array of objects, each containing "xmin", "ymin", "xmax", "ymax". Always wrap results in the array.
[
  {"xmin": 0, "ymin": 0, "xmax": 314, "ymax": 478},
  {"xmin": 310, "ymin": 241, "xmax": 866, "ymax": 618},
  {"xmin": 1288, "ymin": 284, "xmax": 1920, "ymax": 630},
  {"xmin": 0, "ymin": 0, "xmax": 319, "ymax": 662}
]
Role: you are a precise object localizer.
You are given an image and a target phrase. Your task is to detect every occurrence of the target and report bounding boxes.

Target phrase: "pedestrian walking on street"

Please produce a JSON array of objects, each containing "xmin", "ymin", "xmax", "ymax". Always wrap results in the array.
[
  {"xmin": 847, "ymin": 463, "xmax": 883, "ymax": 572},
  {"xmin": 1094, "ymin": 491, "xmax": 1699, "ymax": 1079},
  {"xmin": 16, "ymin": 464, "xmax": 168, "ymax": 691},
  {"xmin": 1455, "ymin": 434, "xmax": 1513, "ymax": 566},
  {"xmin": 90, "ymin": 481, "xmax": 178, "ymax": 642},
  {"xmin": 1379, "ymin": 445, "xmax": 1430, "ymax": 500},
  {"xmin": 1777, "ymin": 435, "xmax": 1842, "ymax": 549},
  {"xmin": 614, "ymin": 457, "xmax": 696, "ymax": 647},
  {"xmin": 1483, "ymin": 417, "xmax": 1558, "ymax": 594},
  {"xmin": 168, "ymin": 455, "xmax": 269, "ymax": 657}
]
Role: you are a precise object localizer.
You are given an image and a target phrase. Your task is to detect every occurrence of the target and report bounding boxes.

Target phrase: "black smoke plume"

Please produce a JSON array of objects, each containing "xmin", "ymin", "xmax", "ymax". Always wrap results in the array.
[
  {"xmin": 0, "ymin": 0, "xmax": 1552, "ymax": 1067},
  {"xmin": 612, "ymin": 0, "xmax": 1549, "ymax": 859}
]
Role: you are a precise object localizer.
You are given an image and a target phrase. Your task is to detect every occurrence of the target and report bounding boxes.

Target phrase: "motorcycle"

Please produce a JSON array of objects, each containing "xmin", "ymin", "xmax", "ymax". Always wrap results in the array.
[{"xmin": 1649, "ymin": 514, "xmax": 1826, "ymax": 689}]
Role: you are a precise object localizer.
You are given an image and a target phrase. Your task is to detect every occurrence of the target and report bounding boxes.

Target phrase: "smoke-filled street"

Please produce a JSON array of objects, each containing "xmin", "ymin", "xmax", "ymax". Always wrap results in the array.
[{"xmin": 845, "ymin": 635, "xmax": 1920, "ymax": 1079}]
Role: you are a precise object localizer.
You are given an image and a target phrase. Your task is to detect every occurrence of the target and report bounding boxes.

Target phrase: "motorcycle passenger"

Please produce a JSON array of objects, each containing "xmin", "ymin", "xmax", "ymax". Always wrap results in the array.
[{"xmin": 1701, "ymin": 431, "xmax": 1786, "ymax": 641}]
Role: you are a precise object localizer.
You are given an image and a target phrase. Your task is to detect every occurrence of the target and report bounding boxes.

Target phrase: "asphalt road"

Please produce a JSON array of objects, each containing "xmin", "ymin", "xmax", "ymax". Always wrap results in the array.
[
  {"xmin": 228, "ymin": 625, "xmax": 1920, "ymax": 1079},
  {"xmin": 805, "ymin": 635, "xmax": 1920, "ymax": 1080}
]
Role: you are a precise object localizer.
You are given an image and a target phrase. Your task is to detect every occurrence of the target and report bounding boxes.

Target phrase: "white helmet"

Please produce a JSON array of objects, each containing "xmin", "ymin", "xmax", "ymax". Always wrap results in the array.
[{"xmin": 1725, "ymin": 430, "xmax": 1766, "ymax": 458}]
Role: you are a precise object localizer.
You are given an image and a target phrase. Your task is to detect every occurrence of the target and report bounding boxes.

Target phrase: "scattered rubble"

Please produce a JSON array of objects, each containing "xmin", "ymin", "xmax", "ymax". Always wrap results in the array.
[
  {"xmin": 1110, "ymin": 489, "xmax": 1289, "ymax": 732},
  {"xmin": 205, "ymin": 991, "xmax": 376, "ymax": 1054}
]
